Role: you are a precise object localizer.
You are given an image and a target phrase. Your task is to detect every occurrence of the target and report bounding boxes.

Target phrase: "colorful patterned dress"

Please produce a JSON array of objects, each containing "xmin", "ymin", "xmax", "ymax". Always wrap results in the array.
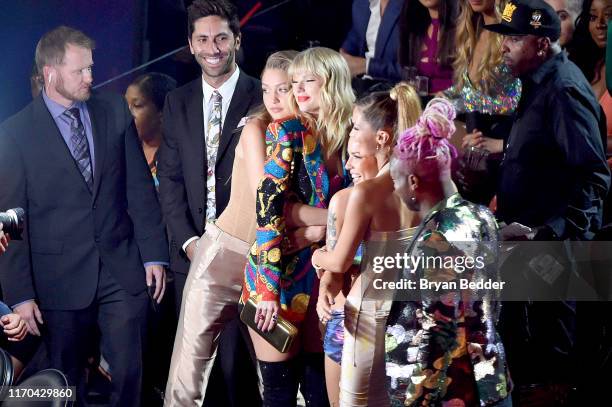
[
  {"xmin": 385, "ymin": 194, "xmax": 511, "ymax": 407},
  {"xmin": 242, "ymin": 116, "xmax": 348, "ymax": 323}
]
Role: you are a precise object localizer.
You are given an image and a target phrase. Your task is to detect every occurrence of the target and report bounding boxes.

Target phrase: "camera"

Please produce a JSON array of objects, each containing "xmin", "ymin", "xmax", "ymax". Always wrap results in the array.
[{"xmin": 0, "ymin": 208, "xmax": 25, "ymax": 240}]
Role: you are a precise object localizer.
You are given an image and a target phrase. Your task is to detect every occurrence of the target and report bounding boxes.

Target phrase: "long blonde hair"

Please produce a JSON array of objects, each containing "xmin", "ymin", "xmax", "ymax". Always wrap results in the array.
[
  {"xmin": 288, "ymin": 47, "xmax": 355, "ymax": 158},
  {"xmin": 453, "ymin": 0, "xmax": 506, "ymax": 94},
  {"xmin": 390, "ymin": 82, "xmax": 422, "ymax": 137},
  {"xmin": 355, "ymin": 82, "xmax": 422, "ymax": 145}
]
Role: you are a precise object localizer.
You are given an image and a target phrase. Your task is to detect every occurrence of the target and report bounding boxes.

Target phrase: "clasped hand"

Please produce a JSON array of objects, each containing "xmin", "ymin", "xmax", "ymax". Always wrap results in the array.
[{"xmin": 254, "ymin": 300, "xmax": 279, "ymax": 332}]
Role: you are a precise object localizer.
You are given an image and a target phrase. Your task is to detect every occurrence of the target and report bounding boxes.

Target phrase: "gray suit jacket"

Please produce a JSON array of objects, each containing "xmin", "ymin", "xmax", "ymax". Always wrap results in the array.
[{"xmin": 0, "ymin": 92, "xmax": 169, "ymax": 309}]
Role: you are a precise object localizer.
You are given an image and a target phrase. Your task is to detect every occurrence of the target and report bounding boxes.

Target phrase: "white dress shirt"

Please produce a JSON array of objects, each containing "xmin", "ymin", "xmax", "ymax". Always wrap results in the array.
[
  {"xmin": 202, "ymin": 66, "xmax": 240, "ymax": 138},
  {"xmin": 364, "ymin": 0, "xmax": 381, "ymax": 76}
]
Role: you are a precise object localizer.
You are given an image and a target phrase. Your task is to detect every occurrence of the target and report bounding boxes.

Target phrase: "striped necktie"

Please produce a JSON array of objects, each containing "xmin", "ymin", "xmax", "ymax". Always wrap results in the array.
[{"xmin": 63, "ymin": 107, "xmax": 93, "ymax": 191}]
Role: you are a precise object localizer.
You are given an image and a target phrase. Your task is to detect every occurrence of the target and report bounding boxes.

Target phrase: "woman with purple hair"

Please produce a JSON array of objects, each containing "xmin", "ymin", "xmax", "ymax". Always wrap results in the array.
[{"xmin": 384, "ymin": 98, "xmax": 512, "ymax": 406}]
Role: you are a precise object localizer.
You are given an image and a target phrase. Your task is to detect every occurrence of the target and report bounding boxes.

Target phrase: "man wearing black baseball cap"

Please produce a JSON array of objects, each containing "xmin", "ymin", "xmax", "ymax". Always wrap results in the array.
[
  {"xmin": 486, "ymin": 0, "xmax": 561, "ymax": 40},
  {"xmin": 484, "ymin": 1, "xmax": 610, "ymax": 406},
  {"xmin": 485, "ymin": 0, "xmax": 563, "ymax": 77}
]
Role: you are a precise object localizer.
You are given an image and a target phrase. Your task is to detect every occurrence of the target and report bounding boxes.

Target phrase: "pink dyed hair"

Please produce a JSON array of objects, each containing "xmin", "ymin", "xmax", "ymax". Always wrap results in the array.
[{"xmin": 392, "ymin": 98, "xmax": 458, "ymax": 176}]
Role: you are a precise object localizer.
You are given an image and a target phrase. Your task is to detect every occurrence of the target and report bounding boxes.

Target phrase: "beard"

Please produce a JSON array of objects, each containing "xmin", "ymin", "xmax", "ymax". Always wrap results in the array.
[{"xmin": 55, "ymin": 74, "xmax": 91, "ymax": 103}]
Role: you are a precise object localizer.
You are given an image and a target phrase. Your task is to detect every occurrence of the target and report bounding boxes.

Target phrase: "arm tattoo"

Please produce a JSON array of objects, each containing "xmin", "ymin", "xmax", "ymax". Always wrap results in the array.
[{"xmin": 326, "ymin": 209, "xmax": 338, "ymax": 249}]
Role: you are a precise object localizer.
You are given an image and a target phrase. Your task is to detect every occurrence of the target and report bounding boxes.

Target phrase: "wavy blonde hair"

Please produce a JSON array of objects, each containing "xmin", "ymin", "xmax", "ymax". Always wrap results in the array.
[
  {"xmin": 453, "ymin": 0, "xmax": 507, "ymax": 93},
  {"xmin": 288, "ymin": 47, "xmax": 355, "ymax": 158}
]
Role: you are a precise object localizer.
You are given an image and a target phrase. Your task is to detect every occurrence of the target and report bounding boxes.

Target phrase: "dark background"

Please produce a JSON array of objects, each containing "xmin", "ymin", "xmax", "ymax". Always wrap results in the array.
[{"xmin": 0, "ymin": 0, "xmax": 353, "ymax": 123}]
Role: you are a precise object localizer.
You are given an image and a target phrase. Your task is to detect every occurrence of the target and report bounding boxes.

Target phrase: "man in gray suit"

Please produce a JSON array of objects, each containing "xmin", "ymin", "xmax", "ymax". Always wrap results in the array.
[{"xmin": 0, "ymin": 26, "xmax": 168, "ymax": 406}]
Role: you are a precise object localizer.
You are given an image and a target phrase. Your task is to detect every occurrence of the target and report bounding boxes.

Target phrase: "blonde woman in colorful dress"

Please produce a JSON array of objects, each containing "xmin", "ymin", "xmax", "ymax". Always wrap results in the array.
[{"xmin": 242, "ymin": 47, "xmax": 355, "ymax": 406}]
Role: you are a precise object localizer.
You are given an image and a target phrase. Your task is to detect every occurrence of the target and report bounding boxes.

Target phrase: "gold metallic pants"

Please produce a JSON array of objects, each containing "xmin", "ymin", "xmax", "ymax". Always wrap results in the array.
[
  {"xmin": 164, "ymin": 223, "xmax": 250, "ymax": 406},
  {"xmin": 340, "ymin": 296, "xmax": 390, "ymax": 407}
]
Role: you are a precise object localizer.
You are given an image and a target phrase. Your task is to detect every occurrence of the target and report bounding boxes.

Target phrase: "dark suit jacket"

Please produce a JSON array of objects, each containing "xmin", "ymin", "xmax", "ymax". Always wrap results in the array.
[
  {"xmin": 0, "ymin": 92, "xmax": 169, "ymax": 310},
  {"xmin": 342, "ymin": 0, "xmax": 403, "ymax": 81},
  {"xmin": 157, "ymin": 71, "xmax": 262, "ymax": 275}
]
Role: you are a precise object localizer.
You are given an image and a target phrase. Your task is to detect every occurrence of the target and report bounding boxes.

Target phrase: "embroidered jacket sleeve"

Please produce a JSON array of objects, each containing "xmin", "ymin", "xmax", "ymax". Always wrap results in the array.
[
  {"xmin": 386, "ymin": 201, "xmax": 508, "ymax": 406},
  {"xmin": 255, "ymin": 119, "xmax": 296, "ymax": 301}
]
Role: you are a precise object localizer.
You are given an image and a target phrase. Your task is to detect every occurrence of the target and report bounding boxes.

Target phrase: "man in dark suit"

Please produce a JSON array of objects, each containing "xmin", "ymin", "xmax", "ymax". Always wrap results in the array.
[
  {"xmin": 340, "ymin": 0, "xmax": 404, "ymax": 82},
  {"xmin": 0, "ymin": 26, "xmax": 169, "ymax": 406},
  {"xmin": 157, "ymin": 0, "xmax": 262, "ymax": 405},
  {"xmin": 159, "ymin": 0, "xmax": 261, "ymax": 314},
  {"xmin": 486, "ymin": 2, "xmax": 610, "ymax": 404}
]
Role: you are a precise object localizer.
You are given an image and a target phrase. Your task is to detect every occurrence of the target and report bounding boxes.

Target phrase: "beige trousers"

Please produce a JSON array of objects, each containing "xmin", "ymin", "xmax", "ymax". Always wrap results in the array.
[{"xmin": 164, "ymin": 223, "xmax": 250, "ymax": 406}]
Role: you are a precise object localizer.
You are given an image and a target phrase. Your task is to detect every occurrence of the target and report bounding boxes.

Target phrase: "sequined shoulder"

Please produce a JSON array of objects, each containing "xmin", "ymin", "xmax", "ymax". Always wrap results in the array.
[{"xmin": 427, "ymin": 196, "xmax": 497, "ymax": 242}]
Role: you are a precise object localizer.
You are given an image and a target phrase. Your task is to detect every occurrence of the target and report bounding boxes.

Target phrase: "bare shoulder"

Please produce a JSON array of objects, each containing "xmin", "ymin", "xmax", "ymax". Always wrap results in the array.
[
  {"xmin": 240, "ymin": 118, "xmax": 267, "ymax": 150},
  {"xmin": 236, "ymin": 118, "xmax": 267, "ymax": 160},
  {"xmin": 241, "ymin": 118, "xmax": 267, "ymax": 140},
  {"xmin": 353, "ymin": 175, "xmax": 392, "ymax": 197},
  {"xmin": 346, "ymin": 182, "xmax": 370, "ymax": 209},
  {"xmin": 351, "ymin": 175, "xmax": 394, "ymax": 209},
  {"xmin": 330, "ymin": 187, "xmax": 353, "ymax": 212}
]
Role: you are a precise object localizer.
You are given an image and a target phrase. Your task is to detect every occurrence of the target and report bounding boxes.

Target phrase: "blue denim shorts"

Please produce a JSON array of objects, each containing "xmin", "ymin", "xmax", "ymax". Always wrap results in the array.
[{"xmin": 323, "ymin": 309, "xmax": 344, "ymax": 364}]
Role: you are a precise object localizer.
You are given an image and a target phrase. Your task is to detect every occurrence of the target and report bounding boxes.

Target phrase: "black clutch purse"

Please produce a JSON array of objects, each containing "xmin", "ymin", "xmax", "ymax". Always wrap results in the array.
[{"xmin": 240, "ymin": 297, "xmax": 298, "ymax": 353}]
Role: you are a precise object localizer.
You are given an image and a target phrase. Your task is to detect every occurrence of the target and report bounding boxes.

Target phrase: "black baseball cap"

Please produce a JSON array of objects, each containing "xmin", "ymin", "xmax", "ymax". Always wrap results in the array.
[{"xmin": 484, "ymin": 0, "xmax": 561, "ymax": 41}]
